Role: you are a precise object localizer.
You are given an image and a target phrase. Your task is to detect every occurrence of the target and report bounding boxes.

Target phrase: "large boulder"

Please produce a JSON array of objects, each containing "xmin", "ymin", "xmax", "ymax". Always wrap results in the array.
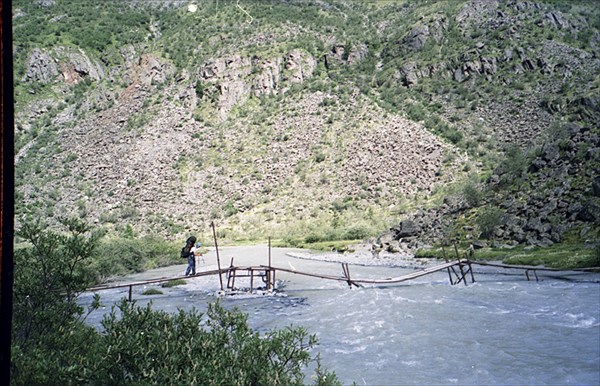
[
  {"xmin": 391, "ymin": 220, "xmax": 420, "ymax": 239},
  {"xmin": 576, "ymin": 202, "xmax": 600, "ymax": 223},
  {"xmin": 55, "ymin": 47, "xmax": 105, "ymax": 84},
  {"xmin": 402, "ymin": 25, "xmax": 430, "ymax": 52},
  {"xmin": 456, "ymin": 0, "xmax": 499, "ymax": 27},
  {"xmin": 398, "ymin": 61, "xmax": 421, "ymax": 87}
]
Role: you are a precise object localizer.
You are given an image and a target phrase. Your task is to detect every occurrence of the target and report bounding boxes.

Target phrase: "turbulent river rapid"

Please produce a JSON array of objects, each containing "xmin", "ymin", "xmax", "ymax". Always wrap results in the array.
[{"xmin": 80, "ymin": 245, "xmax": 600, "ymax": 385}]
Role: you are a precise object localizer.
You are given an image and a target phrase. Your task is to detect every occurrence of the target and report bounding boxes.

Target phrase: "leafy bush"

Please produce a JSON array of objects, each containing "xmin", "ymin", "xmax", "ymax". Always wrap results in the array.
[
  {"xmin": 476, "ymin": 208, "xmax": 504, "ymax": 240},
  {"xmin": 12, "ymin": 218, "xmax": 100, "ymax": 343},
  {"xmin": 142, "ymin": 288, "xmax": 164, "ymax": 295},
  {"xmin": 461, "ymin": 181, "xmax": 483, "ymax": 207},
  {"xmin": 94, "ymin": 301, "xmax": 340, "ymax": 385},
  {"xmin": 495, "ymin": 144, "xmax": 527, "ymax": 188},
  {"xmin": 343, "ymin": 225, "xmax": 371, "ymax": 240}
]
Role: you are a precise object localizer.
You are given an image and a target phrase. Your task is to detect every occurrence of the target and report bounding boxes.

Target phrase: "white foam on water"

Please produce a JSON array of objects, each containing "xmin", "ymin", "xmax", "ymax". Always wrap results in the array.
[
  {"xmin": 561, "ymin": 313, "xmax": 598, "ymax": 328},
  {"xmin": 400, "ymin": 360, "xmax": 419, "ymax": 367},
  {"xmin": 333, "ymin": 346, "xmax": 367, "ymax": 354},
  {"xmin": 391, "ymin": 295, "xmax": 417, "ymax": 303}
]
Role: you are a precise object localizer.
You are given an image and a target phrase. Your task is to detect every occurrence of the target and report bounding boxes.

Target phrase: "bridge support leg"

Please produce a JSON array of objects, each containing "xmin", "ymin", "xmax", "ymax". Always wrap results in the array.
[
  {"xmin": 271, "ymin": 269, "xmax": 276, "ymax": 292},
  {"xmin": 468, "ymin": 262, "xmax": 475, "ymax": 283},
  {"xmin": 227, "ymin": 268, "xmax": 237, "ymax": 290},
  {"xmin": 458, "ymin": 262, "xmax": 468, "ymax": 286},
  {"xmin": 442, "ymin": 246, "xmax": 454, "ymax": 285},
  {"xmin": 341, "ymin": 263, "xmax": 360, "ymax": 288},
  {"xmin": 525, "ymin": 270, "xmax": 539, "ymax": 282}
]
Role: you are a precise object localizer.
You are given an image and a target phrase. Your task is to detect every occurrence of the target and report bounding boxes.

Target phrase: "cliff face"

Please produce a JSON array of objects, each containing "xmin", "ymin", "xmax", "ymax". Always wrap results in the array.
[{"xmin": 13, "ymin": 0, "xmax": 599, "ymax": 247}]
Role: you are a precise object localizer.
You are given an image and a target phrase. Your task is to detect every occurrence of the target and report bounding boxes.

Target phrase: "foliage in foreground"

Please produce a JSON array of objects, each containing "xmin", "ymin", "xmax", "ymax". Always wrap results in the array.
[
  {"xmin": 94, "ymin": 300, "xmax": 340, "ymax": 386},
  {"xmin": 11, "ymin": 218, "xmax": 341, "ymax": 385}
]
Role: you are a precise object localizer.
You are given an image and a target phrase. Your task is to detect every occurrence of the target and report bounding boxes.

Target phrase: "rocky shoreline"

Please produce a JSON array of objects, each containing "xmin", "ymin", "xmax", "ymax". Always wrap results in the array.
[{"xmin": 286, "ymin": 244, "xmax": 439, "ymax": 270}]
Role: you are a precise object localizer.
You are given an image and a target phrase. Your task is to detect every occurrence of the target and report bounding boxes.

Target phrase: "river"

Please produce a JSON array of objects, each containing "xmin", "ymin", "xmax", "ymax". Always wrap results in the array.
[{"xmin": 80, "ymin": 245, "xmax": 600, "ymax": 385}]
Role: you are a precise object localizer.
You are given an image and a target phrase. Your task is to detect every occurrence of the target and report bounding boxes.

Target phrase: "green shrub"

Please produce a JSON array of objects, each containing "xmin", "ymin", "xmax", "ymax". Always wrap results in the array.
[
  {"xmin": 495, "ymin": 144, "xmax": 527, "ymax": 188},
  {"xmin": 161, "ymin": 279, "xmax": 187, "ymax": 288},
  {"xmin": 343, "ymin": 225, "xmax": 371, "ymax": 240},
  {"xmin": 94, "ymin": 301, "xmax": 341, "ymax": 385},
  {"xmin": 142, "ymin": 288, "xmax": 163, "ymax": 295},
  {"xmin": 305, "ymin": 233, "xmax": 325, "ymax": 243},
  {"xmin": 462, "ymin": 181, "xmax": 483, "ymax": 207},
  {"xmin": 11, "ymin": 218, "xmax": 103, "ymax": 385},
  {"xmin": 476, "ymin": 208, "xmax": 504, "ymax": 240}
]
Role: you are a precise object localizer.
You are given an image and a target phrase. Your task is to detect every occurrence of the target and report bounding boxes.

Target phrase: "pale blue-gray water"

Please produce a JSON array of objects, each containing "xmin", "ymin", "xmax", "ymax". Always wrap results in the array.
[{"xmin": 80, "ymin": 246, "xmax": 600, "ymax": 385}]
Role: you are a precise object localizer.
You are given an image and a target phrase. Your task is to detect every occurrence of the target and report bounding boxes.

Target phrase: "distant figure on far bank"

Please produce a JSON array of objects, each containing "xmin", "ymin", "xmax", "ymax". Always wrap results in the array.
[{"xmin": 182, "ymin": 236, "xmax": 197, "ymax": 276}]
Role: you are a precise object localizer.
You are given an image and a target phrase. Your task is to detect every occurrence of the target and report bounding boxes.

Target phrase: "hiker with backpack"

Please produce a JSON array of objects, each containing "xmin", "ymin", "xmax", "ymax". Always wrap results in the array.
[{"xmin": 182, "ymin": 236, "xmax": 197, "ymax": 276}]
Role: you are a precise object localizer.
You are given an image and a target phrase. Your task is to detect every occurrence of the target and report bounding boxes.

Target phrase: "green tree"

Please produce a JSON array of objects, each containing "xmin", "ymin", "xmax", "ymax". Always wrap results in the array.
[
  {"xmin": 11, "ymin": 217, "xmax": 102, "ymax": 385},
  {"xmin": 12, "ymin": 218, "xmax": 100, "ymax": 346},
  {"xmin": 476, "ymin": 208, "xmax": 504, "ymax": 240},
  {"xmin": 495, "ymin": 145, "xmax": 526, "ymax": 187}
]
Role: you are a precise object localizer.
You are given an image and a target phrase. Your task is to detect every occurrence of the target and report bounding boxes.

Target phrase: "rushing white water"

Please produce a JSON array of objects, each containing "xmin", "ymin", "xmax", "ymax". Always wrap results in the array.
[{"xmin": 80, "ymin": 245, "xmax": 600, "ymax": 385}]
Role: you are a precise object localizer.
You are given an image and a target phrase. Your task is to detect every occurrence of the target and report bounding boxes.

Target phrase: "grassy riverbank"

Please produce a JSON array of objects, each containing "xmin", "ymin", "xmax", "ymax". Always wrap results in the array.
[{"xmin": 414, "ymin": 242, "xmax": 600, "ymax": 270}]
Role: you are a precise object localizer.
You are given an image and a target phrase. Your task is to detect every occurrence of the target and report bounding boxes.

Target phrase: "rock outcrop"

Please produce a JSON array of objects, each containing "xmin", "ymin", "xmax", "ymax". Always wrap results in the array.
[
  {"xmin": 23, "ymin": 46, "xmax": 105, "ymax": 85},
  {"xmin": 375, "ymin": 122, "xmax": 599, "ymax": 253},
  {"xmin": 23, "ymin": 48, "xmax": 59, "ymax": 83},
  {"xmin": 197, "ymin": 49, "xmax": 316, "ymax": 119}
]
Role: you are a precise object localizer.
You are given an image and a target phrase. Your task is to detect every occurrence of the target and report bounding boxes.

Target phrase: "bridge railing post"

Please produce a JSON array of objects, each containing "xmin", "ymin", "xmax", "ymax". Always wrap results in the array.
[
  {"xmin": 268, "ymin": 238, "xmax": 272, "ymax": 291},
  {"xmin": 442, "ymin": 245, "xmax": 454, "ymax": 285},
  {"xmin": 211, "ymin": 221, "xmax": 224, "ymax": 291}
]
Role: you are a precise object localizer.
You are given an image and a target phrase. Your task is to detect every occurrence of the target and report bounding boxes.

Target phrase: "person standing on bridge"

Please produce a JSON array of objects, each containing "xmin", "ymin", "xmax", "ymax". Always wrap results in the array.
[{"xmin": 182, "ymin": 236, "xmax": 197, "ymax": 276}]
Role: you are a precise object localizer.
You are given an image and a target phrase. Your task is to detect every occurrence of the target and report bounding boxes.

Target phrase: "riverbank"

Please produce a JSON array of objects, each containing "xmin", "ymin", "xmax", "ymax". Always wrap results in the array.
[
  {"xmin": 275, "ymin": 236, "xmax": 600, "ymax": 271},
  {"xmin": 286, "ymin": 242, "xmax": 438, "ymax": 269},
  {"xmin": 414, "ymin": 242, "xmax": 600, "ymax": 270}
]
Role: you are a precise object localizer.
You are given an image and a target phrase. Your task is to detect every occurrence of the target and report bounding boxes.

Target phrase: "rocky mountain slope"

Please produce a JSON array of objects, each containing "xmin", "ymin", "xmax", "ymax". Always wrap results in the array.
[{"xmin": 13, "ymin": 0, "xmax": 599, "ymax": 251}]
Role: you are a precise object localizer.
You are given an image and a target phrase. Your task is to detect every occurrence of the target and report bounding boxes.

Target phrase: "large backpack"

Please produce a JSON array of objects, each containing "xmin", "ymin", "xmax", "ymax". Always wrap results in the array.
[
  {"xmin": 181, "ymin": 236, "xmax": 197, "ymax": 258},
  {"xmin": 181, "ymin": 245, "xmax": 191, "ymax": 258}
]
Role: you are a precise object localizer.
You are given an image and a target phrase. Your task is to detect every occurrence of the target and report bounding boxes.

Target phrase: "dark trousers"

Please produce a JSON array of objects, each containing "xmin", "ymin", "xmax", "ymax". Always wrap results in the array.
[{"xmin": 185, "ymin": 255, "xmax": 196, "ymax": 275}]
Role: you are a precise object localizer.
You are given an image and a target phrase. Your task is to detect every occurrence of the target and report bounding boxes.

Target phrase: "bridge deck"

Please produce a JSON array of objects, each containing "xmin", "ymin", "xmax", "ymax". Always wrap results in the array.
[
  {"xmin": 88, "ymin": 260, "xmax": 471, "ymax": 294},
  {"xmin": 87, "ymin": 259, "xmax": 598, "ymax": 299}
]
